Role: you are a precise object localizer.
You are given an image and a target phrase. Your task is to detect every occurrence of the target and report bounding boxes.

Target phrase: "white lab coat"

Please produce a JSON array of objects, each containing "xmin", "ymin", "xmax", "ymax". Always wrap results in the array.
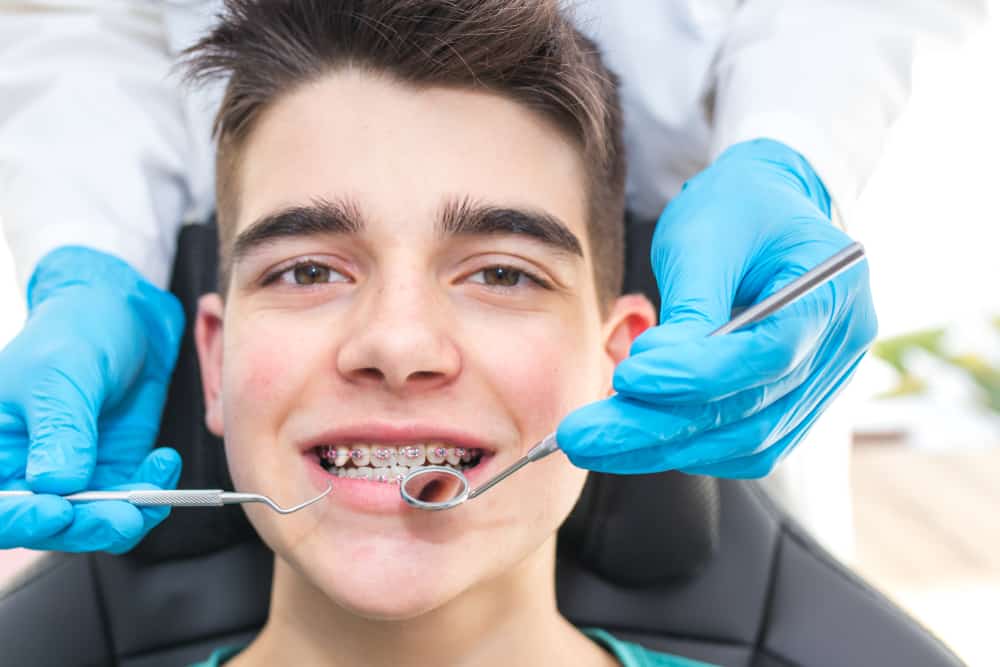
[{"xmin": 0, "ymin": 0, "xmax": 985, "ymax": 558}]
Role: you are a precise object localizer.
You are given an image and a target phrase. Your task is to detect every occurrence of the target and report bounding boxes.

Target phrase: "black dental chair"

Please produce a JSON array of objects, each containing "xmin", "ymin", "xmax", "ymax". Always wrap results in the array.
[{"xmin": 0, "ymin": 221, "xmax": 963, "ymax": 666}]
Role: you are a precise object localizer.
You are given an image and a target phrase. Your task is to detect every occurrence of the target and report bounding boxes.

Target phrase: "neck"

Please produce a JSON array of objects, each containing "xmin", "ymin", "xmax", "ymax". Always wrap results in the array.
[{"xmin": 232, "ymin": 536, "xmax": 612, "ymax": 667}]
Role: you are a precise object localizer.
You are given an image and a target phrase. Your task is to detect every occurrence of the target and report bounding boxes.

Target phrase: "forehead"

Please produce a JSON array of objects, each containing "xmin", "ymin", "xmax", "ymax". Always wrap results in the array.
[{"xmin": 235, "ymin": 69, "xmax": 590, "ymax": 244}]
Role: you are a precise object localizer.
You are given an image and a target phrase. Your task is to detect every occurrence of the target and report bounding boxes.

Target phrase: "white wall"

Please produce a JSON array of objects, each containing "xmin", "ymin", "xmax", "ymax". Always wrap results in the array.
[{"xmin": 852, "ymin": 7, "xmax": 1000, "ymax": 337}]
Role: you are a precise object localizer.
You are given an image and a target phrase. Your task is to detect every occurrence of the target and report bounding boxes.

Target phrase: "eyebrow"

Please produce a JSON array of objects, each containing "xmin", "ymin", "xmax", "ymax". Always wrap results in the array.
[
  {"xmin": 231, "ymin": 197, "xmax": 365, "ymax": 263},
  {"xmin": 231, "ymin": 195, "xmax": 584, "ymax": 263},
  {"xmin": 438, "ymin": 196, "xmax": 583, "ymax": 257}
]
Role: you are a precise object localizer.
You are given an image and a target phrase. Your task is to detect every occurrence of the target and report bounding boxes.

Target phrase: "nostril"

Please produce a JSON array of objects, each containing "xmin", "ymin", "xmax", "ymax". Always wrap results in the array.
[{"xmin": 355, "ymin": 368, "xmax": 384, "ymax": 382}]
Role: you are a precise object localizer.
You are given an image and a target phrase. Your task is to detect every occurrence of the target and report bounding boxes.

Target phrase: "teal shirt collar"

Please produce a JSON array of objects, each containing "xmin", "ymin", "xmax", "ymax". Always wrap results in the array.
[{"xmin": 189, "ymin": 629, "xmax": 716, "ymax": 667}]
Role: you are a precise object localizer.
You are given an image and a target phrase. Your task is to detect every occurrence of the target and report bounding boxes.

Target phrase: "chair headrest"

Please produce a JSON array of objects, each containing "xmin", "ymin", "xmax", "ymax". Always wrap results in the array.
[
  {"xmin": 560, "ymin": 471, "xmax": 720, "ymax": 586},
  {"xmin": 132, "ymin": 222, "xmax": 720, "ymax": 584}
]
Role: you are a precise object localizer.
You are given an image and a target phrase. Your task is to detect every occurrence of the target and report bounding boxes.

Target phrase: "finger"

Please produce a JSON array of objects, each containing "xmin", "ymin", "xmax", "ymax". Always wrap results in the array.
[
  {"xmin": 619, "ymin": 234, "xmax": 845, "ymax": 402},
  {"xmin": 24, "ymin": 368, "xmax": 100, "ymax": 494},
  {"xmin": 562, "ymin": 357, "xmax": 802, "ymax": 468},
  {"xmin": 560, "ymin": 351, "xmax": 865, "ymax": 475},
  {"xmin": 0, "ymin": 496, "xmax": 73, "ymax": 550},
  {"xmin": 90, "ymin": 377, "xmax": 176, "ymax": 489},
  {"xmin": 29, "ymin": 500, "xmax": 145, "ymax": 553},
  {"xmin": 130, "ymin": 447, "xmax": 183, "ymax": 541},
  {"xmin": 128, "ymin": 447, "xmax": 182, "ymax": 489},
  {"xmin": 681, "ymin": 363, "xmax": 854, "ymax": 478},
  {"xmin": 652, "ymin": 224, "xmax": 738, "ymax": 332},
  {"xmin": 99, "ymin": 447, "xmax": 183, "ymax": 555},
  {"xmin": 0, "ymin": 407, "xmax": 28, "ymax": 481},
  {"xmin": 558, "ymin": 394, "xmax": 723, "ymax": 474},
  {"xmin": 681, "ymin": 445, "xmax": 786, "ymax": 479},
  {"xmin": 614, "ymin": 291, "xmax": 827, "ymax": 404},
  {"xmin": 557, "ymin": 394, "xmax": 707, "ymax": 464},
  {"xmin": 661, "ymin": 353, "xmax": 866, "ymax": 476}
]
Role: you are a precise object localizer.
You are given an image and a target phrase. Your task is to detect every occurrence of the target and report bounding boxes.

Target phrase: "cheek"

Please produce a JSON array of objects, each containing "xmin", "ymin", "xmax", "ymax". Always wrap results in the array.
[
  {"xmin": 219, "ymin": 317, "xmax": 316, "ymax": 493},
  {"xmin": 224, "ymin": 316, "xmax": 306, "ymax": 401},
  {"xmin": 221, "ymin": 312, "xmax": 324, "ymax": 414},
  {"xmin": 473, "ymin": 315, "xmax": 607, "ymax": 433},
  {"xmin": 519, "ymin": 455, "xmax": 589, "ymax": 527}
]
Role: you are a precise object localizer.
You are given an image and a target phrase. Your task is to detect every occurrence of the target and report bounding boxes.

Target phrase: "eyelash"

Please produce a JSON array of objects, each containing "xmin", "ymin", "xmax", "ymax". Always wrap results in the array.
[
  {"xmin": 261, "ymin": 259, "xmax": 349, "ymax": 287},
  {"xmin": 469, "ymin": 265, "xmax": 552, "ymax": 291},
  {"xmin": 260, "ymin": 259, "xmax": 552, "ymax": 291}
]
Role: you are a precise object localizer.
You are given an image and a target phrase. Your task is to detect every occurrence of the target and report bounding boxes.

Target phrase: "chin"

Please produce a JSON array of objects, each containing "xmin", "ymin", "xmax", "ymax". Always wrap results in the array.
[
  {"xmin": 293, "ymin": 548, "xmax": 466, "ymax": 621},
  {"xmin": 334, "ymin": 588, "xmax": 447, "ymax": 622}
]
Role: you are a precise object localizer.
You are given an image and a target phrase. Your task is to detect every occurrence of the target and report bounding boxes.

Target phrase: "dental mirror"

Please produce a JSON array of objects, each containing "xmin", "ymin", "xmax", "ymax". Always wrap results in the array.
[
  {"xmin": 401, "ymin": 241, "xmax": 867, "ymax": 511},
  {"xmin": 401, "ymin": 435, "xmax": 557, "ymax": 510}
]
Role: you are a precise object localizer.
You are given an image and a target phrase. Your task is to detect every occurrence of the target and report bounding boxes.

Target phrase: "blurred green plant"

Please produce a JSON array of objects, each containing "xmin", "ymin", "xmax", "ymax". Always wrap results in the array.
[{"xmin": 871, "ymin": 322, "xmax": 1000, "ymax": 413}]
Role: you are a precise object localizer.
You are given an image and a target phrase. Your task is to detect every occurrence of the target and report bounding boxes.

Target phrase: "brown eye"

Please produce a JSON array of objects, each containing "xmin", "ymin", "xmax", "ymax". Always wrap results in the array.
[
  {"xmin": 293, "ymin": 263, "xmax": 331, "ymax": 285},
  {"xmin": 482, "ymin": 267, "xmax": 522, "ymax": 287}
]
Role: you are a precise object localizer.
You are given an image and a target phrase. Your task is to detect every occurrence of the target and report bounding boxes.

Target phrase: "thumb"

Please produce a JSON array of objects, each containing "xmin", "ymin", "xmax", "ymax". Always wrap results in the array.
[
  {"xmin": 129, "ymin": 447, "xmax": 183, "ymax": 489},
  {"xmin": 100, "ymin": 447, "xmax": 183, "ymax": 555},
  {"xmin": 24, "ymin": 370, "xmax": 100, "ymax": 495}
]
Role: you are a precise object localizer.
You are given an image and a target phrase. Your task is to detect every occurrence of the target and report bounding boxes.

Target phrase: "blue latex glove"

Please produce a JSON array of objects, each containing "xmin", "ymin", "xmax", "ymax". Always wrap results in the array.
[
  {"xmin": 558, "ymin": 138, "xmax": 877, "ymax": 477},
  {"xmin": 0, "ymin": 246, "xmax": 184, "ymax": 552}
]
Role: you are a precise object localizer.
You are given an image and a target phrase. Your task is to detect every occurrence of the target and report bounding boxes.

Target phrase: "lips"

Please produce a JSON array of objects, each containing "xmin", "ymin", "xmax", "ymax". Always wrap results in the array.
[
  {"xmin": 298, "ymin": 425, "xmax": 504, "ymax": 514},
  {"xmin": 296, "ymin": 422, "xmax": 499, "ymax": 455}
]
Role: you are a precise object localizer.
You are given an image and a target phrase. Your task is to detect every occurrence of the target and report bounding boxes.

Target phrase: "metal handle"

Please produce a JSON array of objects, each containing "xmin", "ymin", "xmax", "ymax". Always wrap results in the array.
[
  {"xmin": 0, "ymin": 489, "xmax": 226, "ymax": 506},
  {"xmin": 123, "ymin": 490, "xmax": 224, "ymax": 507},
  {"xmin": 0, "ymin": 486, "xmax": 331, "ymax": 513}
]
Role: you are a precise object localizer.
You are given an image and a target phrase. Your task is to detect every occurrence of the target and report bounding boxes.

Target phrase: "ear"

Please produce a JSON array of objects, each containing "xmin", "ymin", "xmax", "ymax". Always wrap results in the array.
[
  {"xmin": 194, "ymin": 293, "xmax": 226, "ymax": 437},
  {"xmin": 601, "ymin": 293, "xmax": 656, "ymax": 392}
]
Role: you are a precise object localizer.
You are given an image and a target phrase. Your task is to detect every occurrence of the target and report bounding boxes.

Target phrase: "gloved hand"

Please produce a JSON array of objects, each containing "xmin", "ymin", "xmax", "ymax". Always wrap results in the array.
[
  {"xmin": 558, "ymin": 138, "xmax": 877, "ymax": 477},
  {"xmin": 0, "ymin": 246, "xmax": 185, "ymax": 552}
]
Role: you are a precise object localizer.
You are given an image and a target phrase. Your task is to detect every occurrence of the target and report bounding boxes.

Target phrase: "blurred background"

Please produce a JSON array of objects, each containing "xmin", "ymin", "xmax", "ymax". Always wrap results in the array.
[
  {"xmin": 835, "ymin": 6, "xmax": 1000, "ymax": 664},
  {"xmin": 1, "ymin": 3, "xmax": 998, "ymax": 666}
]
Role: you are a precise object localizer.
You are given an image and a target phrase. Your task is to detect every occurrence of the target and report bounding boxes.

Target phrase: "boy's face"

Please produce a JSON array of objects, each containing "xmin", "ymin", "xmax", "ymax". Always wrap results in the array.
[{"xmin": 195, "ymin": 70, "xmax": 653, "ymax": 620}]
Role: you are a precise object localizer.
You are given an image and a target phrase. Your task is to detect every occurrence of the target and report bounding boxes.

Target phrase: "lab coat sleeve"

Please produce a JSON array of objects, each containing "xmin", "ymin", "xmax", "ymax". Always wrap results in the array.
[
  {"xmin": 0, "ymin": 1, "xmax": 203, "ymax": 290},
  {"xmin": 709, "ymin": 0, "xmax": 986, "ymax": 224}
]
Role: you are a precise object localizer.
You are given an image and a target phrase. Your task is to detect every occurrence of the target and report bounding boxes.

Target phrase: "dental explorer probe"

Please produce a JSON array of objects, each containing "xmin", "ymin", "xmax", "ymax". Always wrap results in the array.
[
  {"xmin": 401, "ymin": 241, "xmax": 867, "ymax": 511},
  {"xmin": 0, "ymin": 483, "xmax": 332, "ymax": 515}
]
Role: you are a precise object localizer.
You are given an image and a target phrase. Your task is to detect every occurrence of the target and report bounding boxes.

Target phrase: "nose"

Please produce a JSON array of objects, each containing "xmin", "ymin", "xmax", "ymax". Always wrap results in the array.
[{"xmin": 336, "ymin": 279, "xmax": 461, "ymax": 395}]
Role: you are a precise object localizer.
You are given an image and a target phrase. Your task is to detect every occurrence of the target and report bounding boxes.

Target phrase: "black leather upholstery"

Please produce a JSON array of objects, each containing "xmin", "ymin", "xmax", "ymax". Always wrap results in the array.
[
  {"xmin": 0, "ymin": 221, "xmax": 965, "ymax": 666},
  {"xmin": 0, "ymin": 477, "xmax": 963, "ymax": 667}
]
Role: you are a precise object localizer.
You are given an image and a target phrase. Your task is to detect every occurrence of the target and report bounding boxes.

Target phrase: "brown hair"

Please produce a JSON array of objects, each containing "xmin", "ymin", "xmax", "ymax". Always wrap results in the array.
[{"xmin": 183, "ymin": 0, "xmax": 625, "ymax": 309}]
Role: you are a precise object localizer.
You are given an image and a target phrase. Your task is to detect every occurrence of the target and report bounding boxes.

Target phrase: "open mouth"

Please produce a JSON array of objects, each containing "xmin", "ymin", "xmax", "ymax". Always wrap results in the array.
[{"xmin": 314, "ymin": 444, "xmax": 486, "ymax": 484}]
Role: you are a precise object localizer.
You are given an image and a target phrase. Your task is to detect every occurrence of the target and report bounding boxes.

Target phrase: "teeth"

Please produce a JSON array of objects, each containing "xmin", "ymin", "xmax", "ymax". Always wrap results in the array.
[
  {"xmin": 370, "ymin": 446, "xmax": 396, "ymax": 467},
  {"xmin": 335, "ymin": 446, "xmax": 350, "ymax": 467},
  {"xmin": 350, "ymin": 445, "xmax": 370, "ymax": 467},
  {"xmin": 319, "ymin": 443, "xmax": 482, "ymax": 476},
  {"xmin": 354, "ymin": 467, "xmax": 372, "ymax": 481},
  {"xmin": 427, "ymin": 443, "xmax": 447, "ymax": 464},
  {"xmin": 399, "ymin": 444, "xmax": 426, "ymax": 466}
]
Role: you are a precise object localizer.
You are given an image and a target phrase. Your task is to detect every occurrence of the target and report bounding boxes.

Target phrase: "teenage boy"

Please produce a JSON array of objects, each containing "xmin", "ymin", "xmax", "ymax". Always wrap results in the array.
[{"xmin": 189, "ymin": 2, "xmax": 708, "ymax": 665}]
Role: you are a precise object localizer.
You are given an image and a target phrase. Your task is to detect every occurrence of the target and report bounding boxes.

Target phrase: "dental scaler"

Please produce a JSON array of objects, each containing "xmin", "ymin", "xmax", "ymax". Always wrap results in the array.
[{"xmin": 0, "ymin": 484, "xmax": 332, "ymax": 515}]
